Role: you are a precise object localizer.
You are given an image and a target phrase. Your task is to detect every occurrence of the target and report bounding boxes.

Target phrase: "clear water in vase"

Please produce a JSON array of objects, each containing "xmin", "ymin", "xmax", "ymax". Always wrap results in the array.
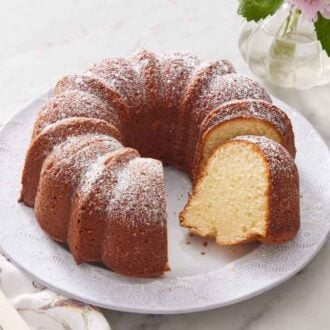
[{"xmin": 239, "ymin": 5, "xmax": 330, "ymax": 89}]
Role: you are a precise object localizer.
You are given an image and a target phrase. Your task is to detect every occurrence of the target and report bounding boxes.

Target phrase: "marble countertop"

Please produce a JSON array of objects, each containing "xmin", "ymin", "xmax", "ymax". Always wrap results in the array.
[{"xmin": 0, "ymin": 1, "xmax": 329, "ymax": 329}]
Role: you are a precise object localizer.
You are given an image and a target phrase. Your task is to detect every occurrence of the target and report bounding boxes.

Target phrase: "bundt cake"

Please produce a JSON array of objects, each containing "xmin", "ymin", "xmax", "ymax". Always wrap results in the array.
[
  {"xmin": 20, "ymin": 49, "xmax": 299, "ymax": 278},
  {"xmin": 180, "ymin": 136, "xmax": 300, "ymax": 244}
]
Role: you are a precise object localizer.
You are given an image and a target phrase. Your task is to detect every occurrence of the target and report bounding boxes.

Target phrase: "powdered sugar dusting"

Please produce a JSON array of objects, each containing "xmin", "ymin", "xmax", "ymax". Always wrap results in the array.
[
  {"xmin": 186, "ymin": 73, "xmax": 273, "ymax": 161},
  {"xmin": 51, "ymin": 134, "xmax": 104, "ymax": 156},
  {"xmin": 56, "ymin": 74, "xmax": 120, "ymax": 107},
  {"xmin": 86, "ymin": 57, "xmax": 143, "ymax": 109},
  {"xmin": 80, "ymin": 153, "xmax": 111, "ymax": 194},
  {"xmin": 159, "ymin": 52, "xmax": 202, "ymax": 103},
  {"xmin": 46, "ymin": 134, "xmax": 123, "ymax": 189},
  {"xmin": 206, "ymin": 99, "xmax": 293, "ymax": 141},
  {"xmin": 161, "ymin": 51, "xmax": 202, "ymax": 68},
  {"xmin": 36, "ymin": 90, "xmax": 119, "ymax": 135},
  {"xmin": 128, "ymin": 49, "xmax": 160, "ymax": 106},
  {"xmin": 203, "ymin": 74, "xmax": 272, "ymax": 112},
  {"xmin": 130, "ymin": 57, "xmax": 150, "ymax": 75},
  {"xmin": 97, "ymin": 157, "xmax": 167, "ymax": 226}
]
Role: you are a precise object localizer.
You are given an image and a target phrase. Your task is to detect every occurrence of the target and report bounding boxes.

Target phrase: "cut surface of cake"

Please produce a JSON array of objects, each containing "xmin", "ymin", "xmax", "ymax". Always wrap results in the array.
[{"xmin": 180, "ymin": 136, "xmax": 300, "ymax": 245}]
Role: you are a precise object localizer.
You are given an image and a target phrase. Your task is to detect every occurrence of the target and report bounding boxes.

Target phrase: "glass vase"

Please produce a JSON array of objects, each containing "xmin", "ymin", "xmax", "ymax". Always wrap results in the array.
[{"xmin": 239, "ymin": 4, "xmax": 330, "ymax": 89}]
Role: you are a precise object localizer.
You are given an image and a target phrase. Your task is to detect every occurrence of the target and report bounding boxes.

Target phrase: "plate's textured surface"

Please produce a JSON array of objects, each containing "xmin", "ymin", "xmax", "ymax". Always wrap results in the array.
[{"xmin": 0, "ymin": 92, "xmax": 329, "ymax": 314}]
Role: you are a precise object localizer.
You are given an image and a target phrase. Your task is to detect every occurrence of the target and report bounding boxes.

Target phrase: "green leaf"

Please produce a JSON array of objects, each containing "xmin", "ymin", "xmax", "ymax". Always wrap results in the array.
[
  {"xmin": 238, "ymin": 0, "xmax": 284, "ymax": 22},
  {"xmin": 314, "ymin": 14, "xmax": 330, "ymax": 56}
]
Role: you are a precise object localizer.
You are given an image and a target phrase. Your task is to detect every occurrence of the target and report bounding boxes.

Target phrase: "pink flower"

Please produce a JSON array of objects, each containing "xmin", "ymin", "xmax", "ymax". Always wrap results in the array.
[{"xmin": 287, "ymin": 0, "xmax": 330, "ymax": 21}]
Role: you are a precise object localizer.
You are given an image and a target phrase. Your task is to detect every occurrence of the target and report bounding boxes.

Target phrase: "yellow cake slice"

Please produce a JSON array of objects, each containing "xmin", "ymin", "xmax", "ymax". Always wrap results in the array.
[{"xmin": 180, "ymin": 135, "xmax": 300, "ymax": 245}]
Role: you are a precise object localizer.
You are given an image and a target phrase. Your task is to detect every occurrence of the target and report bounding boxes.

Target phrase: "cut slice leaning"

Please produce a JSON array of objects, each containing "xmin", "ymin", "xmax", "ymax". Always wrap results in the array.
[{"xmin": 180, "ymin": 135, "xmax": 300, "ymax": 245}]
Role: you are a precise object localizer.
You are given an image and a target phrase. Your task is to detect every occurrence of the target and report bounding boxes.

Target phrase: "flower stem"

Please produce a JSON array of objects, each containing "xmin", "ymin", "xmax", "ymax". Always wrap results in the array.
[
  {"xmin": 283, "ymin": 8, "xmax": 301, "ymax": 37},
  {"xmin": 271, "ymin": 8, "xmax": 301, "ymax": 58}
]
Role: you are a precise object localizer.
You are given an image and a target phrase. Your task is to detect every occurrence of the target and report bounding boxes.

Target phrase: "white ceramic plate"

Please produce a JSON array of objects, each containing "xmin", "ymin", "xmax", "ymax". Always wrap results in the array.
[{"xmin": 0, "ymin": 92, "xmax": 329, "ymax": 314}]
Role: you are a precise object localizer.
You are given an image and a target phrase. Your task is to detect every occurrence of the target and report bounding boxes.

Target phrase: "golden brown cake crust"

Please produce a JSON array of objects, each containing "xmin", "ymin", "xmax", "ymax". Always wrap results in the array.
[
  {"xmin": 33, "ymin": 90, "xmax": 121, "ymax": 138},
  {"xmin": 55, "ymin": 74, "xmax": 129, "ymax": 121},
  {"xmin": 20, "ymin": 118, "xmax": 121, "ymax": 207},
  {"xmin": 68, "ymin": 148, "xmax": 140, "ymax": 264},
  {"xmin": 35, "ymin": 136, "xmax": 123, "ymax": 242},
  {"xmin": 176, "ymin": 60, "xmax": 236, "ymax": 169},
  {"xmin": 99, "ymin": 156, "xmax": 168, "ymax": 277},
  {"xmin": 123, "ymin": 50, "xmax": 164, "ymax": 158}
]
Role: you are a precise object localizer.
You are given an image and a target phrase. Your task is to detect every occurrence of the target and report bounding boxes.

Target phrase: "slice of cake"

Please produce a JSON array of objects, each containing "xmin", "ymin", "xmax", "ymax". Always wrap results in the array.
[
  {"xmin": 192, "ymin": 99, "xmax": 296, "ymax": 180},
  {"xmin": 180, "ymin": 135, "xmax": 300, "ymax": 245}
]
